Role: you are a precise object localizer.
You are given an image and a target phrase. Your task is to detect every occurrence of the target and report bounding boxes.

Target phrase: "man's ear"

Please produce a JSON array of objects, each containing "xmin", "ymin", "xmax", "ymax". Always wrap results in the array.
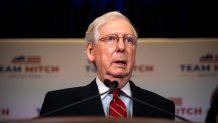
[{"xmin": 86, "ymin": 42, "xmax": 95, "ymax": 62}]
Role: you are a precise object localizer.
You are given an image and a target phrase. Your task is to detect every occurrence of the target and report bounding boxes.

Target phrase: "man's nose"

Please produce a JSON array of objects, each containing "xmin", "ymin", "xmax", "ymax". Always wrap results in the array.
[{"xmin": 116, "ymin": 37, "xmax": 125, "ymax": 51}]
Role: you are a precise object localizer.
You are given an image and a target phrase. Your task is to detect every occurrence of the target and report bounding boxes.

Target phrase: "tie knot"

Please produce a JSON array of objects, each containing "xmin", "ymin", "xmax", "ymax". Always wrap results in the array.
[{"xmin": 112, "ymin": 89, "xmax": 121, "ymax": 98}]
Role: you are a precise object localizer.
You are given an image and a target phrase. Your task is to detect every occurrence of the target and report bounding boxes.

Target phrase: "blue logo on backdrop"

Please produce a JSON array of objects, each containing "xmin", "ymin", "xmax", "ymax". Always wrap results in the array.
[
  {"xmin": 0, "ymin": 55, "xmax": 60, "ymax": 78},
  {"xmin": 180, "ymin": 53, "xmax": 218, "ymax": 77}
]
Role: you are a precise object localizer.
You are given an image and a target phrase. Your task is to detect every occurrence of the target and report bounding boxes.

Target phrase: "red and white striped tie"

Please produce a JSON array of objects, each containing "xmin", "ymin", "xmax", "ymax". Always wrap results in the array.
[{"xmin": 109, "ymin": 89, "xmax": 127, "ymax": 118}]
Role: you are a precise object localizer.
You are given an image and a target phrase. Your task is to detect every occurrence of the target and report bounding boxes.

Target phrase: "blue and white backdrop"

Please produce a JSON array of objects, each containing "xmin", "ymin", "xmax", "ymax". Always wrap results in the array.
[{"xmin": 0, "ymin": 38, "xmax": 217, "ymax": 122}]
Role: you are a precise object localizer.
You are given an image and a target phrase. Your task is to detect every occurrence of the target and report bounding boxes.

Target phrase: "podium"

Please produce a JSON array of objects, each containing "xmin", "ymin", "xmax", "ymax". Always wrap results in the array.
[{"xmin": 1, "ymin": 117, "xmax": 189, "ymax": 123}]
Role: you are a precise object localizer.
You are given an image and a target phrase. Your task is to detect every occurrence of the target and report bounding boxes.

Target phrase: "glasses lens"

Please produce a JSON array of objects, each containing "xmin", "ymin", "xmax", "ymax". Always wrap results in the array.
[
  {"xmin": 105, "ymin": 35, "xmax": 118, "ymax": 46},
  {"xmin": 124, "ymin": 35, "xmax": 136, "ymax": 46}
]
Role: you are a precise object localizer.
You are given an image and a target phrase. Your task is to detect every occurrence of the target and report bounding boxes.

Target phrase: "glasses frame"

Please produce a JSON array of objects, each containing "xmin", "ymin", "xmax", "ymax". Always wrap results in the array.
[{"xmin": 98, "ymin": 34, "xmax": 138, "ymax": 47}]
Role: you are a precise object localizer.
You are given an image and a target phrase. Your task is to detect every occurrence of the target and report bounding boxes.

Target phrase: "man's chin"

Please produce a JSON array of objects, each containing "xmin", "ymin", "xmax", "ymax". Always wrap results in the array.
[
  {"xmin": 105, "ymin": 69, "xmax": 131, "ymax": 78},
  {"xmin": 111, "ymin": 72, "xmax": 128, "ymax": 78}
]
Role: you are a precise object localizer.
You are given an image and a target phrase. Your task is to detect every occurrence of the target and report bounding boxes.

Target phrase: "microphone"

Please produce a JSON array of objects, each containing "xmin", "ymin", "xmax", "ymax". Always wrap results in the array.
[
  {"xmin": 38, "ymin": 79, "xmax": 116, "ymax": 118},
  {"xmin": 104, "ymin": 79, "xmax": 118, "ymax": 90},
  {"xmin": 119, "ymin": 91, "xmax": 193, "ymax": 122}
]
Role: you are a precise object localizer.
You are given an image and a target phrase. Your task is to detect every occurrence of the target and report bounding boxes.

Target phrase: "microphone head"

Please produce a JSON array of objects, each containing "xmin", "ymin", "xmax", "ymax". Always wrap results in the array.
[
  {"xmin": 103, "ymin": 79, "xmax": 119, "ymax": 89},
  {"xmin": 103, "ymin": 79, "xmax": 111, "ymax": 88},
  {"xmin": 111, "ymin": 80, "xmax": 118, "ymax": 89}
]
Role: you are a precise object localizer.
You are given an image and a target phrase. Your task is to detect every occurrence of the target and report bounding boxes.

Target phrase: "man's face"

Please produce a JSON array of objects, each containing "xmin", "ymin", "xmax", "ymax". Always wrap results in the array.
[{"xmin": 88, "ymin": 19, "xmax": 136, "ymax": 87}]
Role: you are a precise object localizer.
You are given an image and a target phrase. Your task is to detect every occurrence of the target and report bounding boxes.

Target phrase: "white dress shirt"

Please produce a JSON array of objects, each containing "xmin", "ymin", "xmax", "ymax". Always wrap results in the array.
[{"xmin": 96, "ymin": 77, "xmax": 133, "ymax": 118}]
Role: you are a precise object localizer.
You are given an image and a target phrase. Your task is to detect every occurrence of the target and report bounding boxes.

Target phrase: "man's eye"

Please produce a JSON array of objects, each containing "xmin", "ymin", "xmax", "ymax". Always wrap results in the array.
[
  {"xmin": 107, "ymin": 36, "xmax": 116, "ymax": 41},
  {"xmin": 125, "ymin": 37, "xmax": 134, "ymax": 43}
]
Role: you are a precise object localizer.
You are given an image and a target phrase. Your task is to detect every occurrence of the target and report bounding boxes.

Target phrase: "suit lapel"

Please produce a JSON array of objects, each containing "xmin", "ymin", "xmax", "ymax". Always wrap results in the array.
[
  {"xmin": 76, "ymin": 80, "xmax": 105, "ymax": 116},
  {"xmin": 130, "ymin": 81, "xmax": 155, "ymax": 117}
]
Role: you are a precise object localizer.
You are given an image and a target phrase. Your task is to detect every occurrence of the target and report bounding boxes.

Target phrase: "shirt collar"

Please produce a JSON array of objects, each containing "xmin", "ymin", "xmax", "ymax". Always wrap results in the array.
[{"xmin": 96, "ymin": 77, "xmax": 131, "ymax": 99}]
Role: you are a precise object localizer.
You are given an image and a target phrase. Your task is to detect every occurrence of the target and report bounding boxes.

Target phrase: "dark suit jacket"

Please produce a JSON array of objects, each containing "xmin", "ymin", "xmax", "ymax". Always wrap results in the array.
[{"xmin": 40, "ymin": 79, "xmax": 175, "ymax": 119}]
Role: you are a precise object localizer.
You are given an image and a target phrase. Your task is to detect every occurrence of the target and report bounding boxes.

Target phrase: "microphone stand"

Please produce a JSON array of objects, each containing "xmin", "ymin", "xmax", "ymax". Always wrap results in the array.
[
  {"xmin": 119, "ymin": 91, "xmax": 193, "ymax": 122},
  {"xmin": 39, "ymin": 89, "xmax": 111, "ymax": 118},
  {"xmin": 38, "ymin": 79, "xmax": 118, "ymax": 118}
]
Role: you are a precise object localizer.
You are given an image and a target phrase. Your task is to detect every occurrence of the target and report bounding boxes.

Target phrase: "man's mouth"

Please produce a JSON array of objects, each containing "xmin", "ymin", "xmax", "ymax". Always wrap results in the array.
[{"xmin": 113, "ymin": 60, "xmax": 127, "ymax": 66}]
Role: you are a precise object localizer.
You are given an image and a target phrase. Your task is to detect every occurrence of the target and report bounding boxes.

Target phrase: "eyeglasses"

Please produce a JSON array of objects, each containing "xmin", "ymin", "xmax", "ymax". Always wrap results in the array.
[{"xmin": 98, "ymin": 34, "xmax": 137, "ymax": 47}]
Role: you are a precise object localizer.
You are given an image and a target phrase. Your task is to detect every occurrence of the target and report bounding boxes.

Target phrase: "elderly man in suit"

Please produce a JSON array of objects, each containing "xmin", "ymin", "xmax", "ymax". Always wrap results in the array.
[{"xmin": 40, "ymin": 11, "xmax": 175, "ymax": 119}]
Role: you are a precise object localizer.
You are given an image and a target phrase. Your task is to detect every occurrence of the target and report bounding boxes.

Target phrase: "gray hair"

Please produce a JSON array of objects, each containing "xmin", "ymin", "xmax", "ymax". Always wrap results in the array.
[{"xmin": 85, "ymin": 11, "xmax": 138, "ymax": 44}]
